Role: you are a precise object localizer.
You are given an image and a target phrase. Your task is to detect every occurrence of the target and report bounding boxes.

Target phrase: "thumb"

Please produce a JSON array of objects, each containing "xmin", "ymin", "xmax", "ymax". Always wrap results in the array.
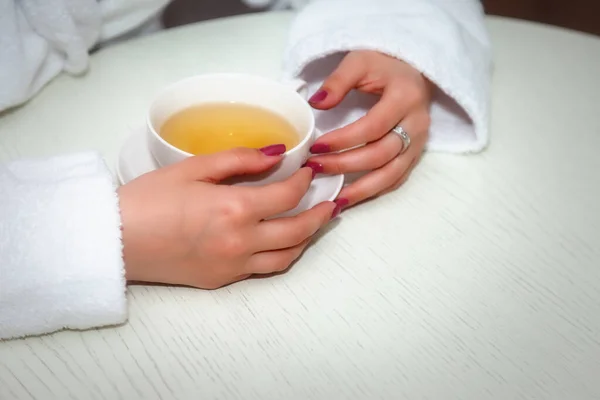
[
  {"xmin": 179, "ymin": 145, "xmax": 286, "ymax": 183},
  {"xmin": 308, "ymin": 54, "xmax": 365, "ymax": 110}
]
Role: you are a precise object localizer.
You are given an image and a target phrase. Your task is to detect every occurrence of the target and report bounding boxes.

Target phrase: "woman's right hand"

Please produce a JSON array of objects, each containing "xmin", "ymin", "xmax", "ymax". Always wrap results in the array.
[{"xmin": 117, "ymin": 146, "xmax": 337, "ymax": 289}]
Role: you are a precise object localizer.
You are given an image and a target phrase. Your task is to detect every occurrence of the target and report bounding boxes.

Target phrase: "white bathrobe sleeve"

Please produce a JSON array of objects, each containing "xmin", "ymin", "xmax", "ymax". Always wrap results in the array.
[
  {"xmin": 281, "ymin": 0, "xmax": 492, "ymax": 153},
  {"xmin": 0, "ymin": 152, "xmax": 126, "ymax": 340},
  {"xmin": 0, "ymin": 0, "xmax": 170, "ymax": 113}
]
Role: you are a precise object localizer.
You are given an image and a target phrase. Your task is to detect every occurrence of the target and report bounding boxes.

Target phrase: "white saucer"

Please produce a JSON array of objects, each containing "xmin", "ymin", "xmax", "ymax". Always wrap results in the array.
[{"xmin": 116, "ymin": 127, "xmax": 344, "ymax": 218}]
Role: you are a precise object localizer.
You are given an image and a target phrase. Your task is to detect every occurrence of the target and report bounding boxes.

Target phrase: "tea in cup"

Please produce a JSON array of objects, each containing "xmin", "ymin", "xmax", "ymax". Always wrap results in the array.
[{"xmin": 147, "ymin": 73, "xmax": 315, "ymax": 186}]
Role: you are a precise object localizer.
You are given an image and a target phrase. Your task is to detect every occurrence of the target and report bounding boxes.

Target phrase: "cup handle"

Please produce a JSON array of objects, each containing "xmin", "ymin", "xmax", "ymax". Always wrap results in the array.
[{"xmin": 281, "ymin": 78, "xmax": 308, "ymax": 99}]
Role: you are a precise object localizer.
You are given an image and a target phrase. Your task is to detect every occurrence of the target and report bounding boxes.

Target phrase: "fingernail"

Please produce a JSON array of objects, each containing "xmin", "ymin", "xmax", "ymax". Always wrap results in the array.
[
  {"xmin": 259, "ymin": 144, "xmax": 286, "ymax": 156},
  {"xmin": 302, "ymin": 161, "xmax": 324, "ymax": 178},
  {"xmin": 331, "ymin": 205, "xmax": 343, "ymax": 219},
  {"xmin": 310, "ymin": 143, "xmax": 331, "ymax": 154},
  {"xmin": 335, "ymin": 198, "xmax": 349, "ymax": 209},
  {"xmin": 331, "ymin": 198, "xmax": 349, "ymax": 219},
  {"xmin": 308, "ymin": 89, "xmax": 328, "ymax": 104}
]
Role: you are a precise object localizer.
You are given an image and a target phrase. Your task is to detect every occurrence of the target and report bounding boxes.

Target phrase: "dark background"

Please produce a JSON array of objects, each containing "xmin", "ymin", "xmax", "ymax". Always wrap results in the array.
[{"xmin": 163, "ymin": 0, "xmax": 600, "ymax": 36}]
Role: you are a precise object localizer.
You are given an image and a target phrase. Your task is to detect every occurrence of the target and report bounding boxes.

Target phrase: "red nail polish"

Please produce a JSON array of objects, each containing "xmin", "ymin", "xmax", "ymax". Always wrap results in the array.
[
  {"xmin": 302, "ymin": 161, "xmax": 324, "ymax": 178},
  {"xmin": 331, "ymin": 204, "xmax": 342, "ymax": 219},
  {"xmin": 331, "ymin": 198, "xmax": 349, "ymax": 219},
  {"xmin": 310, "ymin": 143, "xmax": 331, "ymax": 154},
  {"xmin": 335, "ymin": 198, "xmax": 349, "ymax": 208},
  {"xmin": 259, "ymin": 144, "xmax": 286, "ymax": 156},
  {"xmin": 308, "ymin": 90, "xmax": 328, "ymax": 104}
]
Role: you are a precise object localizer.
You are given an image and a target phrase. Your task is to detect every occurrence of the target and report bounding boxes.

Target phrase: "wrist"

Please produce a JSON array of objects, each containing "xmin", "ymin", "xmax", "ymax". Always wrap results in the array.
[{"xmin": 117, "ymin": 185, "xmax": 140, "ymax": 282}]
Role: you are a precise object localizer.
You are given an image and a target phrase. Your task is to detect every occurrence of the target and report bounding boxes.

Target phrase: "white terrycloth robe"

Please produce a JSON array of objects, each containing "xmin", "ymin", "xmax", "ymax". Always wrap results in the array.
[{"xmin": 0, "ymin": 0, "xmax": 491, "ymax": 339}]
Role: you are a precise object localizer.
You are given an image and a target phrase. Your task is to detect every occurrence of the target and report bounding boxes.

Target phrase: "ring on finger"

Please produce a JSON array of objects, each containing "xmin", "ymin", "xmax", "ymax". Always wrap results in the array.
[{"xmin": 391, "ymin": 125, "xmax": 411, "ymax": 154}]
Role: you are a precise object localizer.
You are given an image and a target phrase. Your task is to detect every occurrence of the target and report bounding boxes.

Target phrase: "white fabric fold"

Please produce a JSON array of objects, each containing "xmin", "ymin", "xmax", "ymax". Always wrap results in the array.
[
  {"xmin": 0, "ymin": 152, "xmax": 126, "ymax": 339},
  {"xmin": 283, "ymin": 0, "xmax": 492, "ymax": 153},
  {"xmin": 0, "ymin": 0, "xmax": 168, "ymax": 112}
]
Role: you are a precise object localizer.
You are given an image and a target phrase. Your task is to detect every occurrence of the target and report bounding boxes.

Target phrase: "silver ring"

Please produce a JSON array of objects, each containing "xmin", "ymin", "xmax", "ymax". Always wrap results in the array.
[{"xmin": 392, "ymin": 125, "xmax": 411, "ymax": 154}]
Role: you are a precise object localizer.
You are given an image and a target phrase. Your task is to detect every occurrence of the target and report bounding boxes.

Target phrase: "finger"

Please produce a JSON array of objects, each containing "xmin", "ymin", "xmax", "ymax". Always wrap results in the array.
[
  {"xmin": 339, "ymin": 155, "xmax": 414, "ymax": 206},
  {"xmin": 307, "ymin": 130, "xmax": 404, "ymax": 175},
  {"xmin": 336, "ymin": 111, "xmax": 429, "ymax": 205},
  {"xmin": 378, "ymin": 157, "xmax": 418, "ymax": 197},
  {"xmin": 380, "ymin": 151, "xmax": 424, "ymax": 196},
  {"xmin": 383, "ymin": 112, "xmax": 428, "ymax": 193},
  {"xmin": 200, "ymin": 273, "xmax": 252, "ymax": 290},
  {"xmin": 253, "ymin": 201, "xmax": 336, "ymax": 251},
  {"xmin": 174, "ymin": 146, "xmax": 286, "ymax": 183},
  {"xmin": 308, "ymin": 53, "xmax": 366, "ymax": 110},
  {"xmin": 229, "ymin": 273, "xmax": 252, "ymax": 286},
  {"xmin": 244, "ymin": 167, "xmax": 314, "ymax": 219},
  {"xmin": 245, "ymin": 238, "xmax": 312, "ymax": 275},
  {"xmin": 310, "ymin": 83, "xmax": 411, "ymax": 154}
]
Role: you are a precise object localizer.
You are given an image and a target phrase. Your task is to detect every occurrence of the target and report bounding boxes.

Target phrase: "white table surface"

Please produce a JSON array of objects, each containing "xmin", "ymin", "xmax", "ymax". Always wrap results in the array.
[{"xmin": 2, "ymin": 11, "xmax": 600, "ymax": 400}]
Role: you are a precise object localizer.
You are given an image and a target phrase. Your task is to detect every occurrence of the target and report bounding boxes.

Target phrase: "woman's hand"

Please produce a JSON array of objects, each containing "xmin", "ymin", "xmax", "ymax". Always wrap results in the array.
[
  {"xmin": 118, "ymin": 146, "xmax": 337, "ymax": 289},
  {"xmin": 306, "ymin": 50, "xmax": 433, "ymax": 208}
]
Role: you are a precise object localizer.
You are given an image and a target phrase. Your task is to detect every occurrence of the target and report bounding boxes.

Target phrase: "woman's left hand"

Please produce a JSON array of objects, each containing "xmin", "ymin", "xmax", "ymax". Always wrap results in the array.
[{"xmin": 306, "ymin": 50, "xmax": 433, "ymax": 209}]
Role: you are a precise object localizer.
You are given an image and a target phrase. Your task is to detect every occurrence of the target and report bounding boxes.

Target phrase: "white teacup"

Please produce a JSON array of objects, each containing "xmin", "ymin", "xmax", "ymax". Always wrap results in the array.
[{"xmin": 147, "ymin": 73, "xmax": 314, "ymax": 186}]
